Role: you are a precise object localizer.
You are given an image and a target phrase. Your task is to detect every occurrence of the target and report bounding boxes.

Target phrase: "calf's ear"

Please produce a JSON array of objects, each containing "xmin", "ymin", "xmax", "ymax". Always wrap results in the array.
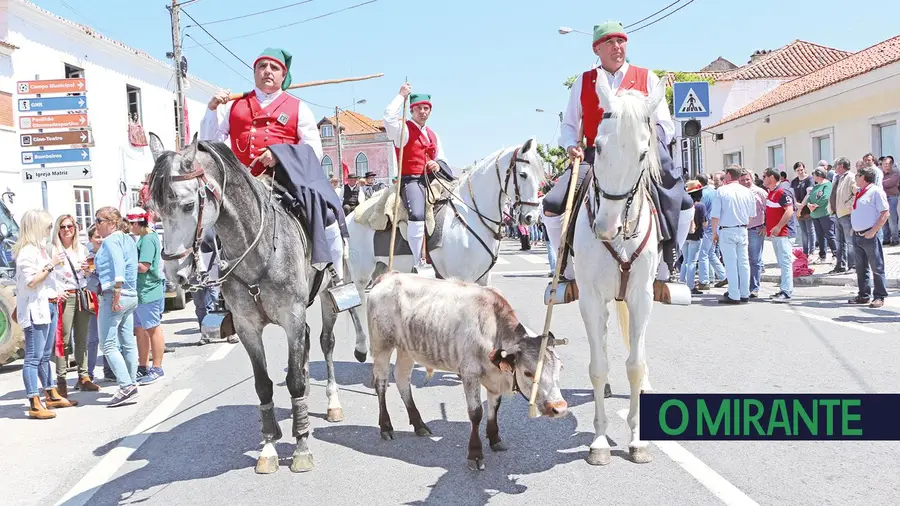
[{"xmin": 489, "ymin": 349, "xmax": 515, "ymax": 373}]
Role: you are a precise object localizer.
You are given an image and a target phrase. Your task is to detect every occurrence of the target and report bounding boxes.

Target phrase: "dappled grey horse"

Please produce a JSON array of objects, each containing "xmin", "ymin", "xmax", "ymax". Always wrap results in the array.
[{"xmin": 147, "ymin": 134, "xmax": 347, "ymax": 474}]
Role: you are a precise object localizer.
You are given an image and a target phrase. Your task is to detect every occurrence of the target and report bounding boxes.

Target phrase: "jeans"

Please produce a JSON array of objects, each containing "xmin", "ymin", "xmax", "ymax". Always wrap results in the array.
[
  {"xmin": 854, "ymin": 234, "xmax": 888, "ymax": 300},
  {"xmin": 835, "ymin": 215, "xmax": 856, "ymax": 270},
  {"xmin": 698, "ymin": 233, "xmax": 726, "ymax": 284},
  {"xmin": 22, "ymin": 302, "xmax": 59, "ymax": 397},
  {"xmin": 748, "ymin": 226, "xmax": 765, "ymax": 294},
  {"xmin": 546, "ymin": 238, "xmax": 557, "ymax": 272},
  {"xmin": 771, "ymin": 236, "xmax": 795, "ymax": 297},
  {"xmin": 888, "ymin": 196, "xmax": 899, "ymax": 243},
  {"xmin": 98, "ymin": 293, "xmax": 139, "ymax": 389},
  {"xmin": 86, "ymin": 313, "xmax": 101, "ymax": 380},
  {"xmin": 682, "ymin": 239, "xmax": 703, "ymax": 289},
  {"xmin": 797, "ymin": 219, "xmax": 816, "ymax": 255},
  {"xmin": 55, "ymin": 292, "xmax": 92, "ymax": 379},
  {"xmin": 194, "ymin": 284, "xmax": 221, "ymax": 327},
  {"xmin": 718, "ymin": 227, "xmax": 750, "ymax": 300},
  {"xmin": 812, "ymin": 215, "xmax": 837, "ymax": 259}
]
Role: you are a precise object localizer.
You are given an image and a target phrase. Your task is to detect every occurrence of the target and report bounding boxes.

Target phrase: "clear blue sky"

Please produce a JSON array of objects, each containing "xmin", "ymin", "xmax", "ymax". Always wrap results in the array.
[{"xmin": 32, "ymin": 0, "xmax": 898, "ymax": 166}]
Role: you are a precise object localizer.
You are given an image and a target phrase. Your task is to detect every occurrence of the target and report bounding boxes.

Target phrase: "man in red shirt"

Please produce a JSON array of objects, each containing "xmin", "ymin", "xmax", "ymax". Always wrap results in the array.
[{"xmin": 763, "ymin": 168, "xmax": 795, "ymax": 302}]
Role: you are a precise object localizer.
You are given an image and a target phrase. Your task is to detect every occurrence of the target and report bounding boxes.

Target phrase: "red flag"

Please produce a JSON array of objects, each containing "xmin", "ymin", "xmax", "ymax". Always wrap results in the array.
[
  {"xmin": 342, "ymin": 161, "xmax": 350, "ymax": 180},
  {"xmin": 54, "ymin": 299, "xmax": 65, "ymax": 358}
]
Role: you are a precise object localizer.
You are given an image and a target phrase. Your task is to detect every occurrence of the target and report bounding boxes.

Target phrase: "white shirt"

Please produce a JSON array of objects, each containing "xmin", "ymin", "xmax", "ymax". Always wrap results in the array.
[
  {"xmin": 383, "ymin": 94, "xmax": 450, "ymax": 172},
  {"xmin": 51, "ymin": 243, "xmax": 89, "ymax": 291},
  {"xmin": 559, "ymin": 62, "xmax": 675, "ymax": 150},
  {"xmin": 200, "ymin": 87, "xmax": 323, "ymax": 161},
  {"xmin": 15, "ymin": 244, "xmax": 57, "ymax": 328}
]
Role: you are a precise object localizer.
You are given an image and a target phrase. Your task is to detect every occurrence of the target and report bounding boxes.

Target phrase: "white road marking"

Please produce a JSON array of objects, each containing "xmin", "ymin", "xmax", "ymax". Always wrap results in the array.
[
  {"xmin": 207, "ymin": 342, "xmax": 238, "ymax": 361},
  {"xmin": 494, "ymin": 269, "xmax": 549, "ymax": 276},
  {"xmin": 519, "ymin": 254, "xmax": 549, "ymax": 264},
  {"xmin": 56, "ymin": 389, "xmax": 192, "ymax": 506},
  {"xmin": 616, "ymin": 409, "xmax": 760, "ymax": 506},
  {"xmin": 494, "ymin": 257, "xmax": 511, "ymax": 265},
  {"xmin": 783, "ymin": 310, "xmax": 885, "ymax": 334}
]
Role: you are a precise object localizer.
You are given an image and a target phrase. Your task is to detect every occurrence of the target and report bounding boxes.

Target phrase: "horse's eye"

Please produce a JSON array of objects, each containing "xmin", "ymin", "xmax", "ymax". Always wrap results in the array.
[
  {"xmin": 524, "ymin": 371, "xmax": 534, "ymax": 378},
  {"xmin": 182, "ymin": 202, "xmax": 195, "ymax": 213},
  {"xmin": 519, "ymin": 172, "xmax": 527, "ymax": 179}
]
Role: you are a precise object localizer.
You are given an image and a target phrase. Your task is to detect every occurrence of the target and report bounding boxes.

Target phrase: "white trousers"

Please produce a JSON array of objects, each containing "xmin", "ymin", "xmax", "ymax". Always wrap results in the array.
[
  {"xmin": 325, "ymin": 222, "xmax": 344, "ymax": 281},
  {"xmin": 407, "ymin": 221, "xmax": 426, "ymax": 266}
]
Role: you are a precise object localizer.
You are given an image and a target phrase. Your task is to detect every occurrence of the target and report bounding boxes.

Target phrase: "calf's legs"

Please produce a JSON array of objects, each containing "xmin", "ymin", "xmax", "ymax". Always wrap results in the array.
[
  {"xmin": 394, "ymin": 350, "xmax": 431, "ymax": 436},
  {"xmin": 373, "ymin": 348, "xmax": 395, "ymax": 440},
  {"xmin": 486, "ymin": 392, "xmax": 508, "ymax": 451},
  {"xmin": 462, "ymin": 376, "xmax": 486, "ymax": 470}
]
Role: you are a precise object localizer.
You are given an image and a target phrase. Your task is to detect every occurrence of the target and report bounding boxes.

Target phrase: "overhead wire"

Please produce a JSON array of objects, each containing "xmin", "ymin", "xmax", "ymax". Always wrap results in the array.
[
  {"xmin": 192, "ymin": 0, "xmax": 315, "ymax": 26},
  {"xmin": 629, "ymin": 0, "xmax": 696, "ymax": 33},
  {"xmin": 624, "ymin": 0, "xmax": 682, "ymax": 29}
]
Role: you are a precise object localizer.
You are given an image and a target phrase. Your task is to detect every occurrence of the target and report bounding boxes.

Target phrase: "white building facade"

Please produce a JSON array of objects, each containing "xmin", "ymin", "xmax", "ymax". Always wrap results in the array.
[{"xmin": 0, "ymin": 0, "xmax": 221, "ymax": 227}]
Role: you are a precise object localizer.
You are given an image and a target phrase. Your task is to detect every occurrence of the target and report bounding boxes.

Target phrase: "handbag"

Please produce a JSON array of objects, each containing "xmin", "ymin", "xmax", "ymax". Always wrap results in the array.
[{"xmin": 65, "ymin": 253, "xmax": 91, "ymax": 312}]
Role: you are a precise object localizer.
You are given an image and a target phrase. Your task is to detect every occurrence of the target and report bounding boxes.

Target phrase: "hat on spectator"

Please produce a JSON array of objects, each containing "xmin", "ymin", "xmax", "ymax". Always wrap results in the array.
[
  {"xmin": 685, "ymin": 180, "xmax": 703, "ymax": 193},
  {"xmin": 126, "ymin": 206, "xmax": 149, "ymax": 223}
]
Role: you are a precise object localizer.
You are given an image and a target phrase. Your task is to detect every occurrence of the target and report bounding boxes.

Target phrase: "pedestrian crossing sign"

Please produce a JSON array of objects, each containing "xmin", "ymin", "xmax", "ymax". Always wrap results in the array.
[{"xmin": 673, "ymin": 81, "xmax": 711, "ymax": 119}]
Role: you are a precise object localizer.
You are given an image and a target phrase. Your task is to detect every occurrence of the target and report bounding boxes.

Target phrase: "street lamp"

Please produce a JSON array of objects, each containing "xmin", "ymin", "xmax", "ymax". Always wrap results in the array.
[{"xmin": 558, "ymin": 26, "xmax": 590, "ymax": 36}]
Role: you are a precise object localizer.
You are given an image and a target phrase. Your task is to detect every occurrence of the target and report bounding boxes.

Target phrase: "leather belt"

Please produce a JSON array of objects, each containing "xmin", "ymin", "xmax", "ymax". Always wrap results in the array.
[{"xmin": 720, "ymin": 224, "xmax": 747, "ymax": 229}]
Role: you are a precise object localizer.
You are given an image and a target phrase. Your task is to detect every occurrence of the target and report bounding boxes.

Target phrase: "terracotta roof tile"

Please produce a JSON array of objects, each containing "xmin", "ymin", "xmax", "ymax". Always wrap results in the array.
[
  {"xmin": 0, "ymin": 40, "xmax": 19, "ymax": 50},
  {"xmin": 708, "ymin": 35, "xmax": 900, "ymax": 129},
  {"xmin": 718, "ymin": 40, "xmax": 851, "ymax": 81},
  {"xmin": 318, "ymin": 110, "xmax": 384, "ymax": 135}
]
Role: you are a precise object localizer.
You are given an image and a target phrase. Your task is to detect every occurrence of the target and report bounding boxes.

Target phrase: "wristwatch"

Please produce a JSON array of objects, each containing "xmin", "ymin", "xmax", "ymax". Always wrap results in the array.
[{"xmin": 43, "ymin": 264, "xmax": 54, "ymax": 273}]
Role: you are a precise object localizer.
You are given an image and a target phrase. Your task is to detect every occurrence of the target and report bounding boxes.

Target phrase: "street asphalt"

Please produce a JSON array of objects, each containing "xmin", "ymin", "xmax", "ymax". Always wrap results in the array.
[{"xmin": 2, "ymin": 240, "xmax": 898, "ymax": 506}]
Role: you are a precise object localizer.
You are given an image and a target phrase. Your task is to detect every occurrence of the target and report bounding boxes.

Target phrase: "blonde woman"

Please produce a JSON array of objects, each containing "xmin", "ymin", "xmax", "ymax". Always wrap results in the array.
[
  {"xmin": 51, "ymin": 214, "xmax": 99, "ymax": 394},
  {"xmin": 14, "ymin": 209, "xmax": 78, "ymax": 419}
]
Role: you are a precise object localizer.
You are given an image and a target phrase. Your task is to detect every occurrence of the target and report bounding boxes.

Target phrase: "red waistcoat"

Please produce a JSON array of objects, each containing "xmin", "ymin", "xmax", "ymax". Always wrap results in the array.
[
  {"xmin": 580, "ymin": 65, "xmax": 650, "ymax": 147},
  {"xmin": 229, "ymin": 91, "xmax": 300, "ymax": 173},
  {"xmin": 396, "ymin": 120, "xmax": 437, "ymax": 176}
]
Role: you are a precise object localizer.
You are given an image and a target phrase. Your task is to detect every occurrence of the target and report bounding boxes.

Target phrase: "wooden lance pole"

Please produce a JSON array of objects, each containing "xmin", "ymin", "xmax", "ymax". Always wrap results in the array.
[
  {"xmin": 227, "ymin": 73, "xmax": 384, "ymax": 101},
  {"xmin": 528, "ymin": 151, "xmax": 584, "ymax": 418},
  {"xmin": 387, "ymin": 85, "xmax": 409, "ymax": 272}
]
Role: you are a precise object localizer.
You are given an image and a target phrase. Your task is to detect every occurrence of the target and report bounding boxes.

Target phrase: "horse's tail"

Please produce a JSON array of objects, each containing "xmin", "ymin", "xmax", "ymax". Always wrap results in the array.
[{"xmin": 616, "ymin": 300, "xmax": 630, "ymax": 351}]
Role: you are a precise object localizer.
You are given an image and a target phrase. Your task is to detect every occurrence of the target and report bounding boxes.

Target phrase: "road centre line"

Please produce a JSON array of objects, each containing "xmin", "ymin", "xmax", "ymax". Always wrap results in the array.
[
  {"xmin": 782, "ymin": 310, "xmax": 885, "ymax": 334},
  {"xmin": 615, "ymin": 409, "xmax": 760, "ymax": 506},
  {"xmin": 56, "ymin": 389, "xmax": 192, "ymax": 506},
  {"xmin": 207, "ymin": 342, "xmax": 239, "ymax": 361},
  {"xmin": 493, "ymin": 269, "xmax": 549, "ymax": 276}
]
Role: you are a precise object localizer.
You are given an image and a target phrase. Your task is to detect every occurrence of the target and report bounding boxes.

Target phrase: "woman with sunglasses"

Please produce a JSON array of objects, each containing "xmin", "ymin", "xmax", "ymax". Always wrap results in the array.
[
  {"xmin": 50, "ymin": 214, "xmax": 99, "ymax": 394},
  {"xmin": 14, "ymin": 209, "xmax": 78, "ymax": 418}
]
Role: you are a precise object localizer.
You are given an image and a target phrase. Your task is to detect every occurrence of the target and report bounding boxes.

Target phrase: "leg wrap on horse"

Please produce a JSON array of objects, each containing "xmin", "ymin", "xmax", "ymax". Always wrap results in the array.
[
  {"xmin": 291, "ymin": 396, "xmax": 311, "ymax": 438},
  {"xmin": 259, "ymin": 401, "xmax": 282, "ymax": 441}
]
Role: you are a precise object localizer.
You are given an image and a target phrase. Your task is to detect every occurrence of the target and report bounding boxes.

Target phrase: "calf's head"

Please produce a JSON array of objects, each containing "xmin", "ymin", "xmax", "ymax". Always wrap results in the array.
[{"xmin": 490, "ymin": 329, "xmax": 567, "ymax": 418}]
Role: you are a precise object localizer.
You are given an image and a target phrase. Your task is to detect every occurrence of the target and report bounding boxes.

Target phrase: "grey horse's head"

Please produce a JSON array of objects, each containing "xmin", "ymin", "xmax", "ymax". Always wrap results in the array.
[
  {"xmin": 588, "ymin": 79, "xmax": 666, "ymax": 240},
  {"xmin": 147, "ymin": 133, "xmax": 230, "ymax": 286},
  {"xmin": 505, "ymin": 137, "xmax": 545, "ymax": 226}
]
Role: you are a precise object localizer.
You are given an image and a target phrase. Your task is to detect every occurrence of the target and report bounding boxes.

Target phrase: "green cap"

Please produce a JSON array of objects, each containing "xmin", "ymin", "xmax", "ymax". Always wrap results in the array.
[
  {"xmin": 253, "ymin": 47, "xmax": 293, "ymax": 90},
  {"xmin": 409, "ymin": 93, "xmax": 432, "ymax": 109},
  {"xmin": 592, "ymin": 21, "xmax": 628, "ymax": 47}
]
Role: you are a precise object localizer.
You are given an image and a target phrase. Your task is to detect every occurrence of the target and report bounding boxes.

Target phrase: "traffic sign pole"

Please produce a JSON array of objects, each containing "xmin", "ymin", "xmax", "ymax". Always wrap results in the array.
[{"xmin": 35, "ymin": 75, "xmax": 48, "ymax": 212}]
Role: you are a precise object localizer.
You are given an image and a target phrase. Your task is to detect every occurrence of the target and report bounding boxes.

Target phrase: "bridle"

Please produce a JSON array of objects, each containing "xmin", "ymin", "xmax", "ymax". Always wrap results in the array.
[{"xmin": 585, "ymin": 112, "xmax": 653, "ymax": 241}]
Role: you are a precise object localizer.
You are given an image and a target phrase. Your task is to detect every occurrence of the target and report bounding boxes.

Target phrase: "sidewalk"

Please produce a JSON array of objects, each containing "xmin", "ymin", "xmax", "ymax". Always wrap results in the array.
[{"xmin": 759, "ymin": 240, "xmax": 900, "ymax": 288}]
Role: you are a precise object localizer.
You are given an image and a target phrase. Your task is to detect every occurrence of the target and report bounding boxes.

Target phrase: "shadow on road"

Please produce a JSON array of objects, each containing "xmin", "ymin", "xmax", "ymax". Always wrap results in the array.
[{"xmin": 314, "ymin": 399, "xmax": 590, "ymax": 505}]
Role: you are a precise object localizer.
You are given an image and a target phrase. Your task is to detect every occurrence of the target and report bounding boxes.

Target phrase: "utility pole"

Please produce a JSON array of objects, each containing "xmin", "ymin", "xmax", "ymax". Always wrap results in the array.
[
  {"xmin": 36, "ymin": 73, "xmax": 48, "ymax": 211},
  {"xmin": 335, "ymin": 106, "xmax": 344, "ymax": 188},
  {"xmin": 169, "ymin": 0, "xmax": 187, "ymax": 150}
]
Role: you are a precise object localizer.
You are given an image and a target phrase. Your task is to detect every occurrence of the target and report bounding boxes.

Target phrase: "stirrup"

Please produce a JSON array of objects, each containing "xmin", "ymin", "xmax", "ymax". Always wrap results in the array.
[
  {"xmin": 544, "ymin": 278, "xmax": 579, "ymax": 305},
  {"xmin": 653, "ymin": 280, "xmax": 692, "ymax": 306},
  {"xmin": 324, "ymin": 266, "xmax": 361, "ymax": 313}
]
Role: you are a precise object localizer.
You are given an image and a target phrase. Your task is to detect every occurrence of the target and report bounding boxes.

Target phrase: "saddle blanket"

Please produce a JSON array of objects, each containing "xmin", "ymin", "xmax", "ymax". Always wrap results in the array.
[
  {"xmin": 373, "ymin": 204, "xmax": 448, "ymax": 257},
  {"xmin": 354, "ymin": 178, "xmax": 458, "ymax": 242}
]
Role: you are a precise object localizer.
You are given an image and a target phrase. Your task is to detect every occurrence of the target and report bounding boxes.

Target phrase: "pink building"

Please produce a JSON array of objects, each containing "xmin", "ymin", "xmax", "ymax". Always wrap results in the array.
[{"xmin": 317, "ymin": 111, "xmax": 396, "ymax": 184}]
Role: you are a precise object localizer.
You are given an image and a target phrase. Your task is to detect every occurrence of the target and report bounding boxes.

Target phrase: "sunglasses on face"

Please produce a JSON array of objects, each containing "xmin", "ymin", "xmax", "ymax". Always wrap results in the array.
[{"xmin": 60, "ymin": 224, "xmax": 75, "ymax": 230}]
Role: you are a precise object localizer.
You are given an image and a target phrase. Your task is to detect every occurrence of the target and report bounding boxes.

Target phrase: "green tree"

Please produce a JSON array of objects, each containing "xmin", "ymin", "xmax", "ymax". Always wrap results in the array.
[{"xmin": 537, "ymin": 144, "xmax": 569, "ymax": 193}]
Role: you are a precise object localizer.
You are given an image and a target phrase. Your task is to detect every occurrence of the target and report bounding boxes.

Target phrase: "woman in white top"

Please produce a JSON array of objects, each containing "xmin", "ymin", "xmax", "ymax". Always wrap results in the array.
[
  {"xmin": 50, "ymin": 214, "xmax": 98, "ymax": 394},
  {"xmin": 13, "ymin": 209, "xmax": 78, "ymax": 419}
]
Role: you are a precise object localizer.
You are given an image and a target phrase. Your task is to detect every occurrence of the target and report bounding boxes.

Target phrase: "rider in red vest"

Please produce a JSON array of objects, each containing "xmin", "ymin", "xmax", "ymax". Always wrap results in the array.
[
  {"xmin": 541, "ymin": 21, "xmax": 693, "ymax": 298},
  {"xmin": 383, "ymin": 83, "xmax": 452, "ymax": 269},
  {"xmin": 200, "ymin": 48, "xmax": 346, "ymax": 282}
]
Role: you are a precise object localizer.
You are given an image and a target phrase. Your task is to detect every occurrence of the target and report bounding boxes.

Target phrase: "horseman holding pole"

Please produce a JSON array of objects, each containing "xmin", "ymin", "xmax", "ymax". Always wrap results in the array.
[
  {"xmin": 542, "ymin": 21, "xmax": 694, "ymax": 301},
  {"xmin": 200, "ymin": 48, "xmax": 349, "ymax": 285},
  {"xmin": 383, "ymin": 83, "xmax": 454, "ymax": 270}
]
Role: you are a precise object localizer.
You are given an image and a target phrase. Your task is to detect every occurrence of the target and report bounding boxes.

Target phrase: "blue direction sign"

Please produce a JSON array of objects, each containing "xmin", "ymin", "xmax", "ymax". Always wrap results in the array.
[
  {"xmin": 18, "ymin": 96, "xmax": 88, "ymax": 113},
  {"xmin": 673, "ymin": 81, "xmax": 711, "ymax": 119},
  {"xmin": 21, "ymin": 148, "xmax": 91, "ymax": 165}
]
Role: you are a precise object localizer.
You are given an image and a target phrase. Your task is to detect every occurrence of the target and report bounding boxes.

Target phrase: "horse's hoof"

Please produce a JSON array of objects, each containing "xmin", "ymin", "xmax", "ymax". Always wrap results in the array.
[
  {"xmin": 586, "ymin": 448, "xmax": 611, "ymax": 466},
  {"xmin": 354, "ymin": 349, "xmax": 367, "ymax": 363},
  {"xmin": 604, "ymin": 383, "xmax": 612, "ymax": 398},
  {"xmin": 255, "ymin": 455, "xmax": 279, "ymax": 474},
  {"xmin": 490, "ymin": 440, "xmax": 509, "ymax": 452},
  {"xmin": 380, "ymin": 430, "xmax": 394, "ymax": 440},
  {"xmin": 327, "ymin": 408, "xmax": 344, "ymax": 423},
  {"xmin": 415, "ymin": 426, "xmax": 432, "ymax": 437},
  {"xmin": 290, "ymin": 452, "xmax": 315, "ymax": 473},
  {"xmin": 467, "ymin": 458, "xmax": 485, "ymax": 471},
  {"xmin": 629, "ymin": 445, "xmax": 652, "ymax": 464}
]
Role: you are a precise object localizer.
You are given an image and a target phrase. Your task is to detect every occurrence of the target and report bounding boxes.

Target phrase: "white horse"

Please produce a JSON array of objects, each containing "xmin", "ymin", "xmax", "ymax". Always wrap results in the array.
[
  {"xmin": 572, "ymin": 78, "xmax": 667, "ymax": 466},
  {"xmin": 344, "ymin": 139, "xmax": 546, "ymax": 362}
]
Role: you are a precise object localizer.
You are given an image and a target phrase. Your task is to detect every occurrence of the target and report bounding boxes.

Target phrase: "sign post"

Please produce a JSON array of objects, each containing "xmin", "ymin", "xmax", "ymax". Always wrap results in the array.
[{"xmin": 16, "ymin": 74, "xmax": 91, "ymax": 212}]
